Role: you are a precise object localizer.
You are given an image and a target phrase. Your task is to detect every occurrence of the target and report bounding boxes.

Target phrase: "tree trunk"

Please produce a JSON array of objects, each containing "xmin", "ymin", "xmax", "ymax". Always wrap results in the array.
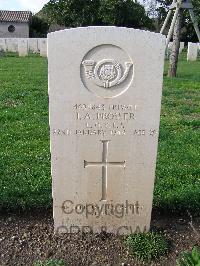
[{"xmin": 168, "ymin": 9, "xmax": 183, "ymax": 77}]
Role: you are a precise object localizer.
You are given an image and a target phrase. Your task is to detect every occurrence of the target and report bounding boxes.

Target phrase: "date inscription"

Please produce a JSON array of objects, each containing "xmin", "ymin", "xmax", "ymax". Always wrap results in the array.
[{"xmin": 52, "ymin": 103, "xmax": 158, "ymax": 137}]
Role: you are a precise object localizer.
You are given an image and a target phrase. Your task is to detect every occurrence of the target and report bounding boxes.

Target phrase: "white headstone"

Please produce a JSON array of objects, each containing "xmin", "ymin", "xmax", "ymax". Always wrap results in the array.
[
  {"xmin": 28, "ymin": 38, "xmax": 39, "ymax": 53},
  {"xmin": 179, "ymin": 42, "xmax": 184, "ymax": 54},
  {"xmin": 0, "ymin": 39, "xmax": 6, "ymax": 51},
  {"xmin": 166, "ymin": 42, "xmax": 173, "ymax": 57},
  {"xmin": 48, "ymin": 27, "xmax": 166, "ymax": 235},
  {"xmin": 5, "ymin": 38, "xmax": 18, "ymax": 52},
  {"xmin": 187, "ymin": 42, "xmax": 198, "ymax": 61},
  {"xmin": 18, "ymin": 39, "xmax": 28, "ymax": 57},
  {"xmin": 39, "ymin": 38, "xmax": 47, "ymax": 57}
]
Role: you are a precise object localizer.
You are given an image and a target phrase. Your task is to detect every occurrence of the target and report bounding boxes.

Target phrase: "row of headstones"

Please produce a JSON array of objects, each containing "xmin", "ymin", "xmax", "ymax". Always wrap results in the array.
[
  {"xmin": 167, "ymin": 42, "xmax": 200, "ymax": 61},
  {"xmin": 0, "ymin": 38, "xmax": 47, "ymax": 57},
  {"xmin": 0, "ymin": 38, "xmax": 198, "ymax": 61}
]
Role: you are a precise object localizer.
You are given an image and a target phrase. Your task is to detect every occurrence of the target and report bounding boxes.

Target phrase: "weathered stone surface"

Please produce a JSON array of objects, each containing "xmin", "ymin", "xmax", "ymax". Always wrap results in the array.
[
  {"xmin": 187, "ymin": 42, "xmax": 198, "ymax": 61},
  {"xmin": 179, "ymin": 42, "xmax": 184, "ymax": 53},
  {"xmin": 28, "ymin": 38, "xmax": 39, "ymax": 53},
  {"xmin": 18, "ymin": 38, "xmax": 28, "ymax": 57},
  {"xmin": 5, "ymin": 38, "xmax": 18, "ymax": 52},
  {"xmin": 48, "ymin": 27, "xmax": 166, "ymax": 235},
  {"xmin": 39, "ymin": 38, "xmax": 47, "ymax": 57},
  {"xmin": 0, "ymin": 38, "xmax": 6, "ymax": 51}
]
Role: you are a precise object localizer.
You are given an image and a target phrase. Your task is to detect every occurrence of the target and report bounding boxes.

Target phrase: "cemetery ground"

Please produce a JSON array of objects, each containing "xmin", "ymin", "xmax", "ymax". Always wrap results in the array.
[{"xmin": 0, "ymin": 53, "xmax": 199, "ymax": 266}]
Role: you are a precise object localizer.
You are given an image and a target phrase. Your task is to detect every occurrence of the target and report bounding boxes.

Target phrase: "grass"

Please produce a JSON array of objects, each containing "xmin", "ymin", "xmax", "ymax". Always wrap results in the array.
[
  {"xmin": 154, "ymin": 53, "xmax": 200, "ymax": 213},
  {"xmin": 125, "ymin": 232, "xmax": 169, "ymax": 262},
  {"xmin": 0, "ymin": 53, "xmax": 199, "ymax": 213},
  {"xmin": 177, "ymin": 246, "xmax": 200, "ymax": 266},
  {"xmin": 0, "ymin": 54, "xmax": 51, "ymax": 209}
]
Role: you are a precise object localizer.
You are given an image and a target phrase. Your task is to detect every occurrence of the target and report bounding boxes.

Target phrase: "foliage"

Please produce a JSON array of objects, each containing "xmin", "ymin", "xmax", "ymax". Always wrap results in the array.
[
  {"xmin": 42, "ymin": 0, "xmax": 154, "ymax": 29},
  {"xmin": 125, "ymin": 232, "xmax": 169, "ymax": 261},
  {"xmin": 182, "ymin": 0, "xmax": 200, "ymax": 43},
  {"xmin": 30, "ymin": 15, "xmax": 49, "ymax": 38},
  {"xmin": 34, "ymin": 259, "xmax": 66, "ymax": 266},
  {"xmin": 156, "ymin": 0, "xmax": 200, "ymax": 42},
  {"xmin": 177, "ymin": 247, "xmax": 200, "ymax": 266},
  {"xmin": 98, "ymin": 0, "xmax": 153, "ymax": 28}
]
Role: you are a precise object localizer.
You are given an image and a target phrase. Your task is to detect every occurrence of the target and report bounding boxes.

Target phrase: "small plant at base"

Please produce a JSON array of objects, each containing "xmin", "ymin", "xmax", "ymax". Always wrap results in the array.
[
  {"xmin": 177, "ymin": 247, "xmax": 200, "ymax": 266},
  {"xmin": 34, "ymin": 259, "xmax": 66, "ymax": 266},
  {"xmin": 125, "ymin": 231, "xmax": 169, "ymax": 262}
]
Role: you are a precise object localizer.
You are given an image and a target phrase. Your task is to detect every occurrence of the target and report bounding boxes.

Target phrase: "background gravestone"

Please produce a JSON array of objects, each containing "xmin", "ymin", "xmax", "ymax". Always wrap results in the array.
[
  {"xmin": 28, "ymin": 38, "xmax": 39, "ymax": 54},
  {"xmin": 18, "ymin": 39, "xmax": 28, "ymax": 57},
  {"xmin": 39, "ymin": 38, "xmax": 47, "ymax": 57},
  {"xmin": 5, "ymin": 38, "xmax": 18, "ymax": 52},
  {"xmin": 48, "ymin": 27, "xmax": 166, "ymax": 235},
  {"xmin": 187, "ymin": 42, "xmax": 198, "ymax": 61},
  {"xmin": 179, "ymin": 42, "xmax": 184, "ymax": 54},
  {"xmin": 0, "ymin": 39, "xmax": 6, "ymax": 52}
]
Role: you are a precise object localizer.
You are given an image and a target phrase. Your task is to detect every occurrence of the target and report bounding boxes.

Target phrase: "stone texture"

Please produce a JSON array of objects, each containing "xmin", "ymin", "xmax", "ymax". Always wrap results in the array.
[
  {"xmin": 179, "ymin": 42, "xmax": 184, "ymax": 54},
  {"xmin": 166, "ymin": 42, "xmax": 173, "ymax": 58},
  {"xmin": 39, "ymin": 38, "xmax": 47, "ymax": 57},
  {"xmin": 0, "ymin": 22, "xmax": 29, "ymax": 38},
  {"xmin": 0, "ymin": 38, "xmax": 47, "ymax": 54},
  {"xmin": 48, "ymin": 27, "xmax": 166, "ymax": 235},
  {"xmin": 0, "ymin": 38, "xmax": 6, "ymax": 51},
  {"xmin": 5, "ymin": 38, "xmax": 18, "ymax": 52},
  {"xmin": 18, "ymin": 38, "xmax": 28, "ymax": 56},
  {"xmin": 28, "ymin": 38, "xmax": 39, "ymax": 53},
  {"xmin": 187, "ymin": 42, "xmax": 198, "ymax": 61}
]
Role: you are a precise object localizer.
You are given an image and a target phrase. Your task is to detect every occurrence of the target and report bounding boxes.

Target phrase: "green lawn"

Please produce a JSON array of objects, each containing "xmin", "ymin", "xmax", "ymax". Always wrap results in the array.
[
  {"xmin": 0, "ymin": 54, "xmax": 51, "ymax": 209},
  {"xmin": 155, "ymin": 54, "xmax": 200, "ymax": 213},
  {"xmin": 0, "ymin": 53, "xmax": 199, "ymax": 213}
]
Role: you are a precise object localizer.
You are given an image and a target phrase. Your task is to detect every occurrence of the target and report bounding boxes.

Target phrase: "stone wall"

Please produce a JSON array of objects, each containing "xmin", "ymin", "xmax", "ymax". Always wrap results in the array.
[{"xmin": 0, "ymin": 22, "xmax": 29, "ymax": 38}]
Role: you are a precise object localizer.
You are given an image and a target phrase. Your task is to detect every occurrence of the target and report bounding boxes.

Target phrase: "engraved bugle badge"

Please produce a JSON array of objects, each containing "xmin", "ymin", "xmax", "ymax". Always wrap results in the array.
[
  {"xmin": 82, "ymin": 59, "xmax": 133, "ymax": 89},
  {"xmin": 80, "ymin": 44, "xmax": 134, "ymax": 98}
]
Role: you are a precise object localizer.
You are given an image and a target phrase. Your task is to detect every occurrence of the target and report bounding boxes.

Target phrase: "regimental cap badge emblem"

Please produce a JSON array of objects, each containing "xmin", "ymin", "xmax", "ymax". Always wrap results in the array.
[
  {"xmin": 82, "ymin": 59, "xmax": 133, "ymax": 89},
  {"xmin": 80, "ymin": 44, "xmax": 134, "ymax": 98}
]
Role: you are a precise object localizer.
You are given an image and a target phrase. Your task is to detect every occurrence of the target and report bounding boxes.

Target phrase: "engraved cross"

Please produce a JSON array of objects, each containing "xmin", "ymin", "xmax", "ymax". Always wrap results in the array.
[{"xmin": 84, "ymin": 140, "xmax": 126, "ymax": 201}]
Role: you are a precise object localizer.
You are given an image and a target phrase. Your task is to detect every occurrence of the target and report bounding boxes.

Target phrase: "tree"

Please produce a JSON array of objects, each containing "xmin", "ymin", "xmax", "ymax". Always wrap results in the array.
[
  {"xmin": 182, "ymin": 0, "xmax": 200, "ymax": 42},
  {"xmin": 29, "ymin": 15, "xmax": 49, "ymax": 37},
  {"xmin": 140, "ymin": 0, "xmax": 158, "ymax": 18},
  {"xmin": 156, "ymin": 0, "xmax": 200, "ymax": 42},
  {"xmin": 42, "ymin": 0, "xmax": 154, "ymax": 29},
  {"xmin": 99, "ymin": 0, "xmax": 153, "ymax": 28},
  {"xmin": 168, "ymin": 9, "xmax": 183, "ymax": 77}
]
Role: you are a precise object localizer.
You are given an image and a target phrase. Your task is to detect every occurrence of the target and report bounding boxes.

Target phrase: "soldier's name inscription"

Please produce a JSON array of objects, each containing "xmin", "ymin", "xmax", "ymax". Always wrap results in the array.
[{"xmin": 52, "ymin": 102, "xmax": 158, "ymax": 137}]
